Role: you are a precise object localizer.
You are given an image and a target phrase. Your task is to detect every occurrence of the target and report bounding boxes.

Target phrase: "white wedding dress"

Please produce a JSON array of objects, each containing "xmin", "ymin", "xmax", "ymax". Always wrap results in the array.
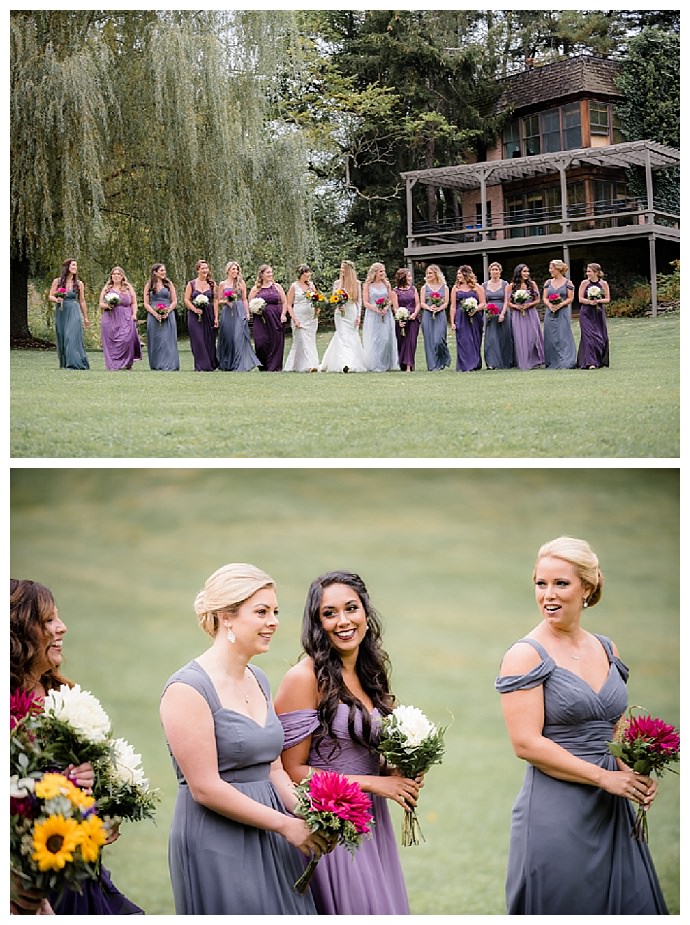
[
  {"xmin": 284, "ymin": 284, "xmax": 320, "ymax": 371},
  {"xmin": 318, "ymin": 299, "xmax": 368, "ymax": 372}
]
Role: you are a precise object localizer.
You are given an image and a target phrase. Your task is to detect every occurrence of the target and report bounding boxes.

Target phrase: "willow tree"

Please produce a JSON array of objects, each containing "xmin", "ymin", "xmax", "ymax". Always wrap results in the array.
[{"xmin": 10, "ymin": 10, "xmax": 314, "ymax": 344}]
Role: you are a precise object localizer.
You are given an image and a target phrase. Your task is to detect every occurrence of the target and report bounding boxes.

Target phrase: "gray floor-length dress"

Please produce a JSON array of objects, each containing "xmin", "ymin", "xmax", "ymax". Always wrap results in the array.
[
  {"xmin": 543, "ymin": 279, "xmax": 577, "ymax": 369},
  {"xmin": 162, "ymin": 661, "xmax": 317, "ymax": 915},
  {"xmin": 495, "ymin": 636, "xmax": 667, "ymax": 915}
]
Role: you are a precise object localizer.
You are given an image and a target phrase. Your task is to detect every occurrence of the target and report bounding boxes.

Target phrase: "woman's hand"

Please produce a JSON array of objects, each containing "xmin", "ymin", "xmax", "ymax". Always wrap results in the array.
[
  {"xmin": 601, "ymin": 767, "xmax": 656, "ymax": 807},
  {"xmin": 104, "ymin": 818, "xmax": 122, "ymax": 845},
  {"xmin": 10, "ymin": 874, "xmax": 51, "ymax": 914},
  {"xmin": 64, "ymin": 762, "xmax": 94, "ymax": 793},
  {"xmin": 281, "ymin": 815, "xmax": 333, "ymax": 858},
  {"xmin": 368, "ymin": 772, "xmax": 421, "ymax": 810}
]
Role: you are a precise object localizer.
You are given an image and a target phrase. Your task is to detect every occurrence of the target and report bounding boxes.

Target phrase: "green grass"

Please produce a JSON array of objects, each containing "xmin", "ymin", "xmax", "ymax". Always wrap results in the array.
[
  {"xmin": 9, "ymin": 468, "xmax": 679, "ymax": 914},
  {"xmin": 10, "ymin": 314, "xmax": 679, "ymax": 457}
]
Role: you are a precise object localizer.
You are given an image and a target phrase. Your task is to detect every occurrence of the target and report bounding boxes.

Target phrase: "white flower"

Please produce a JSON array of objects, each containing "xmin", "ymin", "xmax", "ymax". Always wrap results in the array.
[
  {"xmin": 192, "ymin": 294, "xmax": 209, "ymax": 306},
  {"xmin": 10, "ymin": 774, "xmax": 36, "ymax": 798},
  {"xmin": 111, "ymin": 737, "xmax": 149, "ymax": 789},
  {"xmin": 394, "ymin": 307, "xmax": 410, "ymax": 322},
  {"xmin": 248, "ymin": 297, "xmax": 266, "ymax": 315},
  {"xmin": 588, "ymin": 285, "xmax": 604, "ymax": 300},
  {"xmin": 43, "ymin": 684, "xmax": 111, "ymax": 742},
  {"xmin": 461, "ymin": 297, "xmax": 478, "ymax": 311},
  {"xmin": 391, "ymin": 705, "xmax": 436, "ymax": 747}
]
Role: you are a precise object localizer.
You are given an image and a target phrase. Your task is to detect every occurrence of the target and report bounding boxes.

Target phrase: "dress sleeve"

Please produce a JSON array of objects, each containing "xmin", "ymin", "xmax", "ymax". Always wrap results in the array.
[
  {"xmin": 495, "ymin": 658, "xmax": 555, "ymax": 694},
  {"xmin": 278, "ymin": 709, "xmax": 320, "ymax": 749}
]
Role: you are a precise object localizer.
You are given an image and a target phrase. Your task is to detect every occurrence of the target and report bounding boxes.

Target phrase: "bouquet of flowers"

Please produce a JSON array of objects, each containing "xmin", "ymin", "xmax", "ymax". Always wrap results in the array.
[
  {"xmin": 104, "ymin": 292, "xmax": 120, "ymax": 310},
  {"xmin": 485, "ymin": 303, "xmax": 501, "ymax": 321},
  {"xmin": 375, "ymin": 297, "xmax": 389, "ymax": 321},
  {"xmin": 249, "ymin": 297, "xmax": 266, "ymax": 322},
  {"xmin": 587, "ymin": 285, "xmax": 604, "ymax": 301},
  {"xmin": 461, "ymin": 296, "xmax": 479, "ymax": 323},
  {"xmin": 10, "ymin": 770, "xmax": 107, "ymax": 907},
  {"xmin": 329, "ymin": 289, "xmax": 349, "ymax": 308},
  {"xmin": 512, "ymin": 289, "xmax": 531, "ymax": 314},
  {"xmin": 154, "ymin": 303, "xmax": 170, "ymax": 323},
  {"xmin": 547, "ymin": 291, "xmax": 562, "ymax": 308},
  {"xmin": 292, "ymin": 770, "xmax": 373, "ymax": 894},
  {"xmin": 377, "ymin": 705, "xmax": 447, "ymax": 846},
  {"xmin": 307, "ymin": 290, "xmax": 327, "ymax": 313},
  {"xmin": 222, "ymin": 288, "xmax": 238, "ymax": 303},
  {"xmin": 54, "ymin": 287, "xmax": 67, "ymax": 307},
  {"xmin": 19, "ymin": 685, "xmax": 158, "ymax": 826},
  {"xmin": 427, "ymin": 291, "xmax": 444, "ymax": 310},
  {"xmin": 192, "ymin": 293, "xmax": 209, "ymax": 322},
  {"xmin": 394, "ymin": 306, "xmax": 410, "ymax": 336},
  {"xmin": 608, "ymin": 707, "xmax": 680, "ymax": 842}
]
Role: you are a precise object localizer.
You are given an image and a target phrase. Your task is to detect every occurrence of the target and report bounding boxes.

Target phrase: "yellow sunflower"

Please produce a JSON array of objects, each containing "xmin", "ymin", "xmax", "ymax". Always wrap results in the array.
[
  {"xmin": 34, "ymin": 773, "xmax": 71, "ymax": 800},
  {"xmin": 32, "ymin": 815, "xmax": 81, "ymax": 871},
  {"xmin": 77, "ymin": 815, "xmax": 107, "ymax": 863},
  {"xmin": 68, "ymin": 786, "xmax": 96, "ymax": 812}
]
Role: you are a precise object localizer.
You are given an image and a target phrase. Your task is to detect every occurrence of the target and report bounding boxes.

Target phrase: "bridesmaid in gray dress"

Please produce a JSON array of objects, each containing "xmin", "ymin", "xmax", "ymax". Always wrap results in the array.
[
  {"xmin": 160, "ymin": 563, "xmax": 330, "ymax": 915},
  {"xmin": 143, "ymin": 263, "xmax": 180, "ymax": 371},
  {"xmin": 216, "ymin": 261, "xmax": 260, "ymax": 372},
  {"xmin": 419, "ymin": 264, "xmax": 451, "ymax": 371},
  {"xmin": 49, "ymin": 258, "xmax": 90, "ymax": 369},
  {"xmin": 542, "ymin": 259, "xmax": 576, "ymax": 369},
  {"xmin": 496, "ymin": 537, "xmax": 668, "ymax": 915}
]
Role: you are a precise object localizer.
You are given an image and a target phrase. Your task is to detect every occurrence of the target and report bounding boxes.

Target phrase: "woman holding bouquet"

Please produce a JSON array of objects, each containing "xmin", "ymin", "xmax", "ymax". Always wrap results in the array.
[
  {"xmin": 184, "ymin": 259, "xmax": 218, "ymax": 371},
  {"xmin": 577, "ymin": 262, "xmax": 610, "ymax": 369},
  {"xmin": 449, "ymin": 264, "xmax": 486, "ymax": 372},
  {"xmin": 419, "ymin": 264, "xmax": 451, "ymax": 371},
  {"xmin": 49, "ymin": 258, "xmax": 90, "ymax": 369},
  {"xmin": 215, "ymin": 261, "xmax": 260, "ymax": 372},
  {"xmin": 98, "ymin": 266, "xmax": 142, "ymax": 371},
  {"xmin": 483, "ymin": 261, "xmax": 515, "ymax": 369},
  {"xmin": 318, "ymin": 261, "xmax": 368, "ymax": 373},
  {"xmin": 275, "ymin": 570, "xmax": 419, "ymax": 914},
  {"xmin": 247, "ymin": 264, "xmax": 288, "ymax": 371},
  {"xmin": 495, "ymin": 537, "xmax": 668, "ymax": 914},
  {"xmin": 392, "ymin": 268, "xmax": 421, "ymax": 372},
  {"xmin": 542, "ymin": 259, "xmax": 576, "ymax": 369},
  {"xmin": 160, "ymin": 563, "xmax": 331, "ymax": 915},
  {"xmin": 284, "ymin": 264, "xmax": 320, "ymax": 372},
  {"xmin": 10, "ymin": 579, "xmax": 143, "ymax": 915},
  {"xmin": 508, "ymin": 263, "xmax": 544, "ymax": 369},
  {"xmin": 362, "ymin": 263, "xmax": 399, "ymax": 371},
  {"xmin": 143, "ymin": 263, "xmax": 180, "ymax": 371}
]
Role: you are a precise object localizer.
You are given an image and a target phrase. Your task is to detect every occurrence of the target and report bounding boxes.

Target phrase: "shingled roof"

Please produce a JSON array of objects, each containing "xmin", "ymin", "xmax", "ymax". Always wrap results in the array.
[{"xmin": 495, "ymin": 55, "xmax": 624, "ymax": 114}]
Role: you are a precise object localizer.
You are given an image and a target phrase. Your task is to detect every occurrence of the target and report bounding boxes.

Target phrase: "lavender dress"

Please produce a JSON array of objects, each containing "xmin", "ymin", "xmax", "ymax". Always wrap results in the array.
[
  {"xmin": 495, "ymin": 636, "xmax": 667, "ymax": 914},
  {"xmin": 510, "ymin": 287, "xmax": 544, "ymax": 369},
  {"xmin": 453, "ymin": 288, "xmax": 484, "ymax": 371},
  {"xmin": 578, "ymin": 284, "xmax": 610, "ymax": 368},
  {"xmin": 162, "ymin": 662, "xmax": 317, "ymax": 915},
  {"xmin": 483, "ymin": 280, "xmax": 515, "ymax": 369},
  {"xmin": 101, "ymin": 289, "xmax": 141, "ymax": 370},
  {"xmin": 393, "ymin": 286, "xmax": 420, "ymax": 369},
  {"xmin": 187, "ymin": 282, "xmax": 218, "ymax": 371},
  {"xmin": 543, "ymin": 279, "xmax": 576, "ymax": 369},
  {"xmin": 252, "ymin": 284, "xmax": 285, "ymax": 371},
  {"xmin": 280, "ymin": 705, "xmax": 409, "ymax": 915}
]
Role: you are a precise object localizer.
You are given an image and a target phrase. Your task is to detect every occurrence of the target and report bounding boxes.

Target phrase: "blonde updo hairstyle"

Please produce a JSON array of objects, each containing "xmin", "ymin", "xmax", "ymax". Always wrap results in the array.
[
  {"xmin": 533, "ymin": 536, "xmax": 604, "ymax": 608},
  {"xmin": 550, "ymin": 259, "xmax": 569, "ymax": 274},
  {"xmin": 194, "ymin": 563, "xmax": 275, "ymax": 637}
]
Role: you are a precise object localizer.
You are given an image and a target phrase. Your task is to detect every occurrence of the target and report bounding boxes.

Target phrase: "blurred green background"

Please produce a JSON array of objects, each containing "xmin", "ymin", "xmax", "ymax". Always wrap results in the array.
[{"xmin": 10, "ymin": 467, "xmax": 679, "ymax": 914}]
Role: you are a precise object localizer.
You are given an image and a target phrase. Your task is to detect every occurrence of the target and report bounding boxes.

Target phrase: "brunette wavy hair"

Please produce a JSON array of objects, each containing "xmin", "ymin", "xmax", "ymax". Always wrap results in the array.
[
  {"xmin": 147, "ymin": 263, "xmax": 172, "ymax": 295},
  {"xmin": 301, "ymin": 571, "xmax": 394, "ymax": 760},
  {"xmin": 10, "ymin": 579, "xmax": 72, "ymax": 694},
  {"xmin": 57, "ymin": 258, "xmax": 81, "ymax": 292}
]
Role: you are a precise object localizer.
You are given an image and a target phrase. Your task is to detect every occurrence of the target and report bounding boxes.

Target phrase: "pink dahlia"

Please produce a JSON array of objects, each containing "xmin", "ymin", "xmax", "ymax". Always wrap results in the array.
[
  {"xmin": 10, "ymin": 689, "xmax": 42, "ymax": 731},
  {"xmin": 309, "ymin": 770, "xmax": 372, "ymax": 834}
]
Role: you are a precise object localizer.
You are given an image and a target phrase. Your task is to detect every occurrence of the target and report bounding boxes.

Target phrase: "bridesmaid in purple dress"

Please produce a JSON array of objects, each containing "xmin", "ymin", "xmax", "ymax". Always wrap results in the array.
[
  {"xmin": 184, "ymin": 259, "xmax": 218, "ymax": 371},
  {"xmin": 98, "ymin": 267, "xmax": 141, "ymax": 370},
  {"xmin": 577, "ymin": 262, "xmax": 610, "ymax": 369},
  {"xmin": 275, "ymin": 571, "xmax": 418, "ymax": 915},
  {"xmin": 392, "ymin": 268, "xmax": 421, "ymax": 372},
  {"xmin": 248, "ymin": 264, "xmax": 288, "ymax": 371},
  {"xmin": 450, "ymin": 264, "xmax": 486, "ymax": 371},
  {"xmin": 508, "ymin": 263, "xmax": 544, "ymax": 369}
]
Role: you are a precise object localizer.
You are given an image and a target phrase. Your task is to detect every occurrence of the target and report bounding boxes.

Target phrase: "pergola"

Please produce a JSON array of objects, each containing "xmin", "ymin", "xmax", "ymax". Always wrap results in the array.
[{"xmin": 402, "ymin": 140, "xmax": 680, "ymax": 314}]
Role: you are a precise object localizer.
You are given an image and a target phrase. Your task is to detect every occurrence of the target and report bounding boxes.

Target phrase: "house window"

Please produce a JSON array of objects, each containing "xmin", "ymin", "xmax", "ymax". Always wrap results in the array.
[
  {"xmin": 590, "ymin": 102, "xmax": 610, "ymax": 136},
  {"xmin": 523, "ymin": 114, "xmax": 540, "ymax": 156},
  {"xmin": 503, "ymin": 121, "xmax": 521, "ymax": 159},
  {"xmin": 563, "ymin": 103, "xmax": 582, "ymax": 150},
  {"xmin": 475, "ymin": 201, "xmax": 492, "ymax": 226},
  {"xmin": 540, "ymin": 109, "xmax": 561, "ymax": 153}
]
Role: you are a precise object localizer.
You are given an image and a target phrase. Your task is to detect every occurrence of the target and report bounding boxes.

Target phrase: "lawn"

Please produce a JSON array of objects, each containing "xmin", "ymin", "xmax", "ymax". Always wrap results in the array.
[
  {"xmin": 9, "ymin": 468, "xmax": 680, "ymax": 915},
  {"xmin": 10, "ymin": 314, "xmax": 679, "ymax": 458}
]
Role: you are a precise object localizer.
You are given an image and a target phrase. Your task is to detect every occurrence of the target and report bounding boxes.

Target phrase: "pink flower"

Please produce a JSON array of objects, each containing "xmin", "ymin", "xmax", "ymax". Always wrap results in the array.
[
  {"xmin": 547, "ymin": 292, "xmax": 561, "ymax": 303},
  {"xmin": 623, "ymin": 715, "xmax": 680, "ymax": 756},
  {"xmin": 308, "ymin": 770, "xmax": 373, "ymax": 834},
  {"xmin": 10, "ymin": 690, "xmax": 42, "ymax": 731},
  {"xmin": 486, "ymin": 303, "xmax": 501, "ymax": 317}
]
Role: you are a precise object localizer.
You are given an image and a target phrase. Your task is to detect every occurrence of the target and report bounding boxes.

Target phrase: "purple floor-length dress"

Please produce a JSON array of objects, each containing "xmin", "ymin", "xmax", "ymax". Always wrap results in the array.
[
  {"xmin": 51, "ymin": 867, "xmax": 143, "ymax": 914},
  {"xmin": 187, "ymin": 282, "xmax": 218, "ymax": 371},
  {"xmin": 453, "ymin": 288, "xmax": 484, "ymax": 371},
  {"xmin": 511, "ymin": 298, "xmax": 544, "ymax": 369},
  {"xmin": 496, "ymin": 635, "xmax": 667, "ymax": 914},
  {"xmin": 577, "ymin": 287, "xmax": 610, "ymax": 368},
  {"xmin": 101, "ymin": 290, "xmax": 141, "ymax": 370},
  {"xmin": 280, "ymin": 704, "xmax": 410, "ymax": 915},
  {"xmin": 393, "ymin": 286, "xmax": 420, "ymax": 369},
  {"xmin": 252, "ymin": 285, "xmax": 285, "ymax": 371}
]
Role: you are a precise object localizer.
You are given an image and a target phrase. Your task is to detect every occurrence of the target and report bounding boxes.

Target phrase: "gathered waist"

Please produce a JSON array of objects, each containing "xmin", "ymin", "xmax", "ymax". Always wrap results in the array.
[{"xmin": 542, "ymin": 720, "xmax": 617, "ymax": 762}]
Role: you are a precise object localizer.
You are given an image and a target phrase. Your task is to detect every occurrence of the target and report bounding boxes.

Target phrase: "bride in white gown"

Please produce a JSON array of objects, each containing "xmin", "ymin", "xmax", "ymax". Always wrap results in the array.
[
  {"xmin": 318, "ymin": 260, "xmax": 368, "ymax": 372},
  {"xmin": 284, "ymin": 264, "xmax": 320, "ymax": 371}
]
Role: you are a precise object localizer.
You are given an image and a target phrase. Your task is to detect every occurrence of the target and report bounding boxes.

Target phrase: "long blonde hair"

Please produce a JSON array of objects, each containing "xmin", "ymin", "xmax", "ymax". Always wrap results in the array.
[
  {"xmin": 425, "ymin": 264, "xmax": 446, "ymax": 288},
  {"xmin": 533, "ymin": 537, "xmax": 604, "ymax": 607},
  {"xmin": 194, "ymin": 563, "xmax": 275, "ymax": 637},
  {"xmin": 365, "ymin": 262, "xmax": 387, "ymax": 284},
  {"xmin": 338, "ymin": 260, "xmax": 360, "ymax": 303}
]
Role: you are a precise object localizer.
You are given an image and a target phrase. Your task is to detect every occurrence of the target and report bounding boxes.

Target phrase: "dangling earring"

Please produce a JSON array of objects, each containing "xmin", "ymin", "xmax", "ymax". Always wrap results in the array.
[
  {"xmin": 583, "ymin": 599, "xmax": 589, "ymax": 608},
  {"xmin": 224, "ymin": 623, "xmax": 236, "ymax": 643}
]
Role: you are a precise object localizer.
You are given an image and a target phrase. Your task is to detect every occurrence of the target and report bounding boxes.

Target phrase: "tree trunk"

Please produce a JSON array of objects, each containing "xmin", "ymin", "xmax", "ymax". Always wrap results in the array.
[{"xmin": 10, "ymin": 255, "xmax": 32, "ymax": 344}]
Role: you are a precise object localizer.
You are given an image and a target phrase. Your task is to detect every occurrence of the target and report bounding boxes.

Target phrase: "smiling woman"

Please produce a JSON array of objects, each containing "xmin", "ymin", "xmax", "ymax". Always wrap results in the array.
[{"xmin": 159, "ymin": 562, "xmax": 330, "ymax": 915}]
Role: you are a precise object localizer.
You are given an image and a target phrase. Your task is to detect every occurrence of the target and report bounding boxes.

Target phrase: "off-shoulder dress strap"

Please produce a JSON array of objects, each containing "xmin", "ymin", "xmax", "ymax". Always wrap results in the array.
[{"xmin": 495, "ymin": 638, "xmax": 555, "ymax": 694}]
